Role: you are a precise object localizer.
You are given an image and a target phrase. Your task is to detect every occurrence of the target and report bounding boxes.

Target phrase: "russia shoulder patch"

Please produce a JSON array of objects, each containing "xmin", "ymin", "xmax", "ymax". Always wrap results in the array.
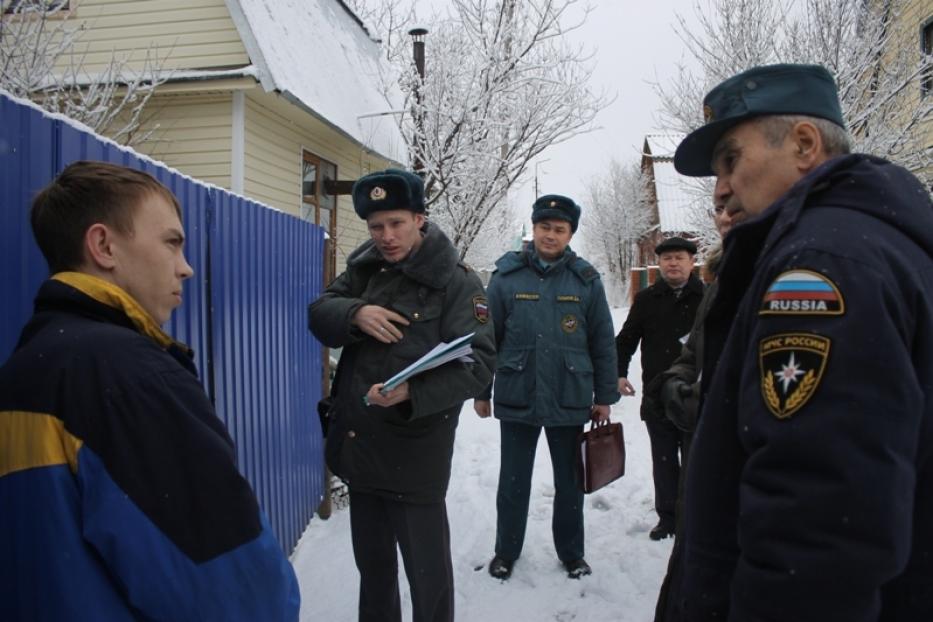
[
  {"xmin": 760, "ymin": 270, "xmax": 844, "ymax": 316},
  {"xmin": 759, "ymin": 332, "xmax": 830, "ymax": 419},
  {"xmin": 473, "ymin": 295, "xmax": 489, "ymax": 323}
]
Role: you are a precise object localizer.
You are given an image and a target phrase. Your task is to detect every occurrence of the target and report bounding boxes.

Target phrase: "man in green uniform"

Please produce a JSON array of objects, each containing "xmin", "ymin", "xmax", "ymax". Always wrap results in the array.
[{"xmin": 308, "ymin": 169, "xmax": 495, "ymax": 622}]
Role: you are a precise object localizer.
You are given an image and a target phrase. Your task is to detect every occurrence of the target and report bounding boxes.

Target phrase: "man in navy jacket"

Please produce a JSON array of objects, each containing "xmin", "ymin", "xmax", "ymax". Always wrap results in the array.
[{"xmin": 672, "ymin": 64, "xmax": 933, "ymax": 621}]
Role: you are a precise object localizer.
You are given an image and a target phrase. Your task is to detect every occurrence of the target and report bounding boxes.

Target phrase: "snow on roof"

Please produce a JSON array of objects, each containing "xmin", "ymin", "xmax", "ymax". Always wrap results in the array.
[
  {"xmin": 225, "ymin": 0, "xmax": 405, "ymax": 163},
  {"xmin": 644, "ymin": 133, "xmax": 702, "ymax": 234}
]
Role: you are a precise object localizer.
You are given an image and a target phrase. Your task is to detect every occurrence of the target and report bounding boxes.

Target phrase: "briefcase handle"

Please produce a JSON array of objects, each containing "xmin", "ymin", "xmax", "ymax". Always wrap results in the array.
[{"xmin": 587, "ymin": 418, "xmax": 614, "ymax": 436}]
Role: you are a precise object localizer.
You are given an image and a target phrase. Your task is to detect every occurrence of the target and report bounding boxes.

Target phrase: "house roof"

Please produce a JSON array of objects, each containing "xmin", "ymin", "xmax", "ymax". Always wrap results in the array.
[
  {"xmin": 225, "ymin": 0, "xmax": 405, "ymax": 163},
  {"xmin": 644, "ymin": 134, "xmax": 703, "ymax": 234}
]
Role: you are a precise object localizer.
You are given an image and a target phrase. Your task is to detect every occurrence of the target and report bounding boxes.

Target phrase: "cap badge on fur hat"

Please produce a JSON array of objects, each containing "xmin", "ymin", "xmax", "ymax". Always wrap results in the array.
[{"xmin": 352, "ymin": 168, "xmax": 426, "ymax": 219}]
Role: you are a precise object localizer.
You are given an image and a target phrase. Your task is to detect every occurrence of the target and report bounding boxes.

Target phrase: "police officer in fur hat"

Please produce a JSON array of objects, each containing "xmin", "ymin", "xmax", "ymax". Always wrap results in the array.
[
  {"xmin": 674, "ymin": 64, "xmax": 933, "ymax": 621},
  {"xmin": 308, "ymin": 169, "xmax": 495, "ymax": 622},
  {"xmin": 474, "ymin": 194, "xmax": 619, "ymax": 580}
]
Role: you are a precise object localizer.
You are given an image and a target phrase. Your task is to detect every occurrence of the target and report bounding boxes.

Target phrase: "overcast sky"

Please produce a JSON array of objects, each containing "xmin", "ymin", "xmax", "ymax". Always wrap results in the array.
[{"xmin": 511, "ymin": 0, "xmax": 701, "ymax": 224}]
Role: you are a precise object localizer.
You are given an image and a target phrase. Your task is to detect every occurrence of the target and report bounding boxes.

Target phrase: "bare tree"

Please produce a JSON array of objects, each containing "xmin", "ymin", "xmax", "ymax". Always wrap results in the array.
[
  {"xmin": 1, "ymin": 0, "xmax": 168, "ymax": 145},
  {"xmin": 654, "ymin": 0, "xmax": 932, "ymax": 187},
  {"xmin": 581, "ymin": 159, "xmax": 654, "ymax": 305},
  {"xmin": 358, "ymin": 0, "xmax": 609, "ymax": 262}
]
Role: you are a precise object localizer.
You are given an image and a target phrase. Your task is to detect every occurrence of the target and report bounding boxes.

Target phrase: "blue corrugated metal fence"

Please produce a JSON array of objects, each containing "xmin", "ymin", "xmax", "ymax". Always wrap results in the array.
[{"xmin": 0, "ymin": 92, "xmax": 325, "ymax": 554}]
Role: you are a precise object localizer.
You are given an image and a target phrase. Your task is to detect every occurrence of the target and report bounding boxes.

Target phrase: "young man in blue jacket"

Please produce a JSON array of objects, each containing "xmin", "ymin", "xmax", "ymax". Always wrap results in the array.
[
  {"xmin": 474, "ymin": 195, "xmax": 619, "ymax": 580},
  {"xmin": 0, "ymin": 161, "xmax": 299, "ymax": 621},
  {"xmin": 673, "ymin": 64, "xmax": 933, "ymax": 621}
]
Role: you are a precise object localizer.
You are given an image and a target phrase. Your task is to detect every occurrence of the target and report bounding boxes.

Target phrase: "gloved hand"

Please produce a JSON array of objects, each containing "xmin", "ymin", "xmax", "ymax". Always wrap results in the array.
[{"xmin": 661, "ymin": 377, "xmax": 696, "ymax": 433}]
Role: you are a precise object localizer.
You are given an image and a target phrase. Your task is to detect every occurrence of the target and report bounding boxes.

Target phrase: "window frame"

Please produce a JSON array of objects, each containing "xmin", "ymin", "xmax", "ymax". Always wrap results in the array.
[
  {"xmin": 2, "ymin": 0, "xmax": 73, "ymax": 17},
  {"xmin": 301, "ymin": 149, "xmax": 338, "ymax": 282},
  {"xmin": 922, "ymin": 16, "xmax": 933, "ymax": 97}
]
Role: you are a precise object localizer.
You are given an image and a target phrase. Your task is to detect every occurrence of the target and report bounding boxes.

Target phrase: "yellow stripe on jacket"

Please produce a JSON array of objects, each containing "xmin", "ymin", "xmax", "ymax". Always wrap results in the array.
[{"xmin": 0, "ymin": 411, "xmax": 83, "ymax": 478}]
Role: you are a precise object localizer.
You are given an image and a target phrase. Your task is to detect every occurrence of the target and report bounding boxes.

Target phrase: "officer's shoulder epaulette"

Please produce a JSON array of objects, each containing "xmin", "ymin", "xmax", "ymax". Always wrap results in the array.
[
  {"xmin": 494, "ymin": 251, "xmax": 525, "ymax": 274},
  {"xmin": 568, "ymin": 257, "xmax": 600, "ymax": 283}
]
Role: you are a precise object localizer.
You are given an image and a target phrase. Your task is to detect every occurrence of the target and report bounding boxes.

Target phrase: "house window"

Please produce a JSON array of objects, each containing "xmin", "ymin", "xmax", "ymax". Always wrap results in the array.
[
  {"xmin": 3, "ymin": 0, "xmax": 71, "ymax": 14},
  {"xmin": 923, "ymin": 18, "xmax": 933, "ymax": 97},
  {"xmin": 302, "ymin": 151, "xmax": 338, "ymax": 281}
]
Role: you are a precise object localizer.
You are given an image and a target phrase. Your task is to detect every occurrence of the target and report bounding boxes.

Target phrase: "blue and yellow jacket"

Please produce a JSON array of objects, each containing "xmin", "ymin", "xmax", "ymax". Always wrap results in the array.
[
  {"xmin": 0, "ymin": 273, "xmax": 299, "ymax": 621},
  {"xmin": 482, "ymin": 248, "xmax": 620, "ymax": 426}
]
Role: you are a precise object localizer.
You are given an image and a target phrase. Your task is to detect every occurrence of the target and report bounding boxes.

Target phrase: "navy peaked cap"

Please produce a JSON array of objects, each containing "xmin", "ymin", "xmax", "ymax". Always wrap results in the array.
[
  {"xmin": 352, "ymin": 169, "xmax": 425, "ymax": 219},
  {"xmin": 674, "ymin": 64, "xmax": 845, "ymax": 176},
  {"xmin": 531, "ymin": 194, "xmax": 581, "ymax": 232}
]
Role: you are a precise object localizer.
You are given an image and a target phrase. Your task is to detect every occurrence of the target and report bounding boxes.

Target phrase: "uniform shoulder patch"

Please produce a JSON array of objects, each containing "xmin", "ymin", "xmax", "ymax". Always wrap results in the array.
[
  {"xmin": 473, "ymin": 295, "xmax": 489, "ymax": 323},
  {"xmin": 760, "ymin": 270, "xmax": 844, "ymax": 316},
  {"xmin": 759, "ymin": 332, "xmax": 830, "ymax": 419}
]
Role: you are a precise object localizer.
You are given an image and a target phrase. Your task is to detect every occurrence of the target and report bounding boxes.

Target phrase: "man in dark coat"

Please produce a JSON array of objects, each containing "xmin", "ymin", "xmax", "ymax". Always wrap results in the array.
[
  {"xmin": 308, "ymin": 169, "xmax": 495, "ymax": 622},
  {"xmin": 674, "ymin": 63, "xmax": 933, "ymax": 621},
  {"xmin": 616, "ymin": 237, "xmax": 704, "ymax": 540},
  {"xmin": 474, "ymin": 195, "xmax": 619, "ymax": 580},
  {"xmin": 652, "ymin": 203, "xmax": 737, "ymax": 622},
  {"xmin": 0, "ymin": 161, "xmax": 299, "ymax": 621}
]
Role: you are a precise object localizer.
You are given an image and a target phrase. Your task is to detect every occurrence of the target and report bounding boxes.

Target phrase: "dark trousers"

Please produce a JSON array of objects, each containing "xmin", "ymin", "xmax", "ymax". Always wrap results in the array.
[
  {"xmin": 349, "ymin": 490, "xmax": 454, "ymax": 622},
  {"xmin": 495, "ymin": 420, "xmax": 584, "ymax": 562},
  {"xmin": 654, "ymin": 432, "xmax": 694, "ymax": 622},
  {"xmin": 644, "ymin": 416, "xmax": 684, "ymax": 527}
]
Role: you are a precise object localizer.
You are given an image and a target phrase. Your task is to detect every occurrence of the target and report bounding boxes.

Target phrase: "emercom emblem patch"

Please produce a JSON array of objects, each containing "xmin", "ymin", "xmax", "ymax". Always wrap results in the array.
[
  {"xmin": 759, "ymin": 333, "xmax": 830, "ymax": 419},
  {"xmin": 561, "ymin": 314, "xmax": 578, "ymax": 333},
  {"xmin": 759, "ymin": 270, "xmax": 844, "ymax": 316}
]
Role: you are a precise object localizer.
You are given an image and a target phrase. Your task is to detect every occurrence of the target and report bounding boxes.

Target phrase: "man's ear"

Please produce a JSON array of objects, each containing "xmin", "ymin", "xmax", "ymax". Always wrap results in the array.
[
  {"xmin": 84, "ymin": 223, "xmax": 118, "ymax": 271},
  {"xmin": 413, "ymin": 212, "xmax": 426, "ymax": 228},
  {"xmin": 790, "ymin": 121, "xmax": 826, "ymax": 173}
]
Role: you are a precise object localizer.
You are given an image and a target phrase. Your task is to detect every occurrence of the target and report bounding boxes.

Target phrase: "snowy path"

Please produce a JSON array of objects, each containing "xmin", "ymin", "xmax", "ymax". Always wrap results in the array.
[{"xmin": 292, "ymin": 309, "xmax": 670, "ymax": 621}]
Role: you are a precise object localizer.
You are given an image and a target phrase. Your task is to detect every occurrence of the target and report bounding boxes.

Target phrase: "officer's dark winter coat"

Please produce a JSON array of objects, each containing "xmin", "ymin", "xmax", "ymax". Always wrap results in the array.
[
  {"xmin": 616, "ymin": 273, "xmax": 704, "ymax": 420},
  {"xmin": 684, "ymin": 155, "xmax": 933, "ymax": 621},
  {"xmin": 481, "ymin": 247, "xmax": 619, "ymax": 426},
  {"xmin": 308, "ymin": 222, "xmax": 495, "ymax": 503}
]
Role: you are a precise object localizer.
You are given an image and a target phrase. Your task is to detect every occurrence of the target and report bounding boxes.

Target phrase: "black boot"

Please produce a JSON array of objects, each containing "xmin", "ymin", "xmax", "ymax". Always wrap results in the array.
[
  {"xmin": 649, "ymin": 520, "xmax": 675, "ymax": 541},
  {"xmin": 562, "ymin": 558, "xmax": 592, "ymax": 579},
  {"xmin": 488, "ymin": 556, "xmax": 514, "ymax": 580}
]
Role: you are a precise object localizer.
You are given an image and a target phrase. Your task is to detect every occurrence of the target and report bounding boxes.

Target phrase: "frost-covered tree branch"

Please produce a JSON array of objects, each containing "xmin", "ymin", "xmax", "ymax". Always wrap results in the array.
[
  {"xmin": 653, "ymin": 0, "xmax": 933, "ymax": 188},
  {"xmin": 360, "ymin": 0, "xmax": 609, "ymax": 262},
  {"xmin": 581, "ymin": 159, "xmax": 654, "ymax": 305},
  {"xmin": 1, "ymin": 0, "xmax": 168, "ymax": 145}
]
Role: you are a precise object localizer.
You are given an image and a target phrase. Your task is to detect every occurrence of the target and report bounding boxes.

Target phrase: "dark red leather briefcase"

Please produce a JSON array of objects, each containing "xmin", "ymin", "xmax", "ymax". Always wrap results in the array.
[{"xmin": 576, "ymin": 419, "xmax": 625, "ymax": 493}]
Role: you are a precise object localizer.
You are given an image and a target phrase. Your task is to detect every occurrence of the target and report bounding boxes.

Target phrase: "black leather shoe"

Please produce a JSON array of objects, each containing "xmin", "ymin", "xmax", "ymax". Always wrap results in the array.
[
  {"xmin": 563, "ymin": 558, "xmax": 592, "ymax": 579},
  {"xmin": 649, "ymin": 521, "xmax": 675, "ymax": 541},
  {"xmin": 488, "ymin": 556, "xmax": 514, "ymax": 580}
]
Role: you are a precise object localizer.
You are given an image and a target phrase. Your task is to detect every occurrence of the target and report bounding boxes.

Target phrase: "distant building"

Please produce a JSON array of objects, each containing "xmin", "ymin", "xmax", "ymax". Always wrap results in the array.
[
  {"xmin": 631, "ymin": 134, "xmax": 705, "ymax": 296},
  {"xmin": 864, "ymin": 0, "xmax": 932, "ymax": 189}
]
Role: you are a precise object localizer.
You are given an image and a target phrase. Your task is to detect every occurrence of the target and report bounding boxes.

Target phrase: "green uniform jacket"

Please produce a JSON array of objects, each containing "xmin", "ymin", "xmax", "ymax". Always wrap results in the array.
[
  {"xmin": 308, "ymin": 222, "xmax": 495, "ymax": 503},
  {"xmin": 481, "ymin": 248, "xmax": 620, "ymax": 426}
]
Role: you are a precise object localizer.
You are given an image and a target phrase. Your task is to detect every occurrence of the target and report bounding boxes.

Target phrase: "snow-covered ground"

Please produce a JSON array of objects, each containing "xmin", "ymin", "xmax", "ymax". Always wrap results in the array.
[{"xmin": 292, "ymin": 308, "xmax": 669, "ymax": 621}]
